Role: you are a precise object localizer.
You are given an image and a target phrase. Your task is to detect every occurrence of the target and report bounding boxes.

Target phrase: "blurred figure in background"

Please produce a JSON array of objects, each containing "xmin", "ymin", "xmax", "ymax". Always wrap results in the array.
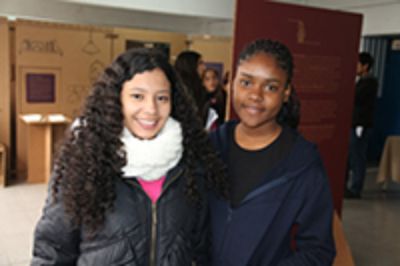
[
  {"xmin": 175, "ymin": 51, "xmax": 218, "ymax": 130},
  {"xmin": 202, "ymin": 68, "xmax": 227, "ymax": 126},
  {"xmin": 345, "ymin": 52, "xmax": 378, "ymax": 199}
]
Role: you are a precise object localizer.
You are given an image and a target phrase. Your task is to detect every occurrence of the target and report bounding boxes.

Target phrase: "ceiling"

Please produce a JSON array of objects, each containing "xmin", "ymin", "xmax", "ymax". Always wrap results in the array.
[
  {"xmin": 1, "ymin": 0, "xmax": 400, "ymax": 36},
  {"xmin": 277, "ymin": 0, "xmax": 400, "ymax": 9}
]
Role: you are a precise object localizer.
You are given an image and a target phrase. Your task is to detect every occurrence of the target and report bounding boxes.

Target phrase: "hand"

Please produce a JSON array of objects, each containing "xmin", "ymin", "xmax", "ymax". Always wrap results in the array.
[{"xmin": 355, "ymin": 126, "xmax": 363, "ymax": 138}]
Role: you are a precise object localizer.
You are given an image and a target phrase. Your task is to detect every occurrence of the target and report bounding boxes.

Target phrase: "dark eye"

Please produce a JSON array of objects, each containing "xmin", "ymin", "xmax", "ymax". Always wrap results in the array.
[
  {"xmin": 130, "ymin": 94, "xmax": 144, "ymax": 100},
  {"xmin": 239, "ymin": 79, "xmax": 251, "ymax": 88},
  {"xmin": 157, "ymin": 95, "xmax": 170, "ymax": 102},
  {"xmin": 264, "ymin": 84, "xmax": 278, "ymax": 92}
]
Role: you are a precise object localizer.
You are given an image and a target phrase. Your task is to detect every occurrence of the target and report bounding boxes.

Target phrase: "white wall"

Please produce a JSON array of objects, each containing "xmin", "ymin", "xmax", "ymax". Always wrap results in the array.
[
  {"xmin": 62, "ymin": 0, "xmax": 235, "ymax": 19},
  {"xmin": 0, "ymin": 0, "xmax": 234, "ymax": 36},
  {"xmin": 348, "ymin": 3, "xmax": 400, "ymax": 36},
  {"xmin": 275, "ymin": 0, "xmax": 400, "ymax": 36}
]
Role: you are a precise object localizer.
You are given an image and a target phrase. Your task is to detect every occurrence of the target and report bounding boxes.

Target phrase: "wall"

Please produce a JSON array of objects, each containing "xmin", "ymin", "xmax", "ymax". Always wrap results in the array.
[
  {"xmin": 13, "ymin": 19, "xmax": 188, "ymax": 180},
  {"xmin": 62, "ymin": 0, "xmax": 234, "ymax": 19},
  {"xmin": 190, "ymin": 35, "xmax": 233, "ymax": 75},
  {"xmin": 112, "ymin": 27, "xmax": 187, "ymax": 61},
  {"xmin": 348, "ymin": 3, "xmax": 400, "ymax": 36},
  {"xmin": 0, "ymin": 17, "xmax": 11, "ymax": 180},
  {"xmin": 15, "ymin": 20, "xmax": 112, "ymax": 179},
  {"xmin": 277, "ymin": 0, "xmax": 400, "ymax": 37}
]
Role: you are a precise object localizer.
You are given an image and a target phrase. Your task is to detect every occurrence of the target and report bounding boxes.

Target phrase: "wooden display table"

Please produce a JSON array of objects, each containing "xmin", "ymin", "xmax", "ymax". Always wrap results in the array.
[
  {"xmin": 20, "ymin": 114, "xmax": 71, "ymax": 183},
  {"xmin": 377, "ymin": 136, "xmax": 400, "ymax": 185}
]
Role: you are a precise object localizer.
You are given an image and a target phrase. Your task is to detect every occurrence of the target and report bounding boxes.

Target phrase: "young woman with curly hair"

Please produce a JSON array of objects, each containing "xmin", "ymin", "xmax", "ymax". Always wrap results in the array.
[
  {"xmin": 209, "ymin": 39, "xmax": 336, "ymax": 265},
  {"xmin": 31, "ymin": 48, "xmax": 228, "ymax": 266}
]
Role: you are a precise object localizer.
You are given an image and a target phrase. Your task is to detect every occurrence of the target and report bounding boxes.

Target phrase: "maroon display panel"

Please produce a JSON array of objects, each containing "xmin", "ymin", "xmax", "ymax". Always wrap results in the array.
[
  {"xmin": 232, "ymin": 1, "xmax": 362, "ymax": 213},
  {"xmin": 26, "ymin": 73, "xmax": 55, "ymax": 103}
]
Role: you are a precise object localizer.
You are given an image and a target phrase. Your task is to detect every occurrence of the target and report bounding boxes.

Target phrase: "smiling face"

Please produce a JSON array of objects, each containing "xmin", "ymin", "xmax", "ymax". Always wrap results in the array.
[
  {"xmin": 233, "ymin": 52, "xmax": 291, "ymax": 131},
  {"xmin": 120, "ymin": 68, "xmax": 171, "ymax": 139}
]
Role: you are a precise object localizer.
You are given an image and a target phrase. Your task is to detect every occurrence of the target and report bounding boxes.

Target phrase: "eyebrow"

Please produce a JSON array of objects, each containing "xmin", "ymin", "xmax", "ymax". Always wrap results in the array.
[
  {"xmin": 239, "ymin": 71, "xmax": 282, "ymax": 83},
  {"xmin": 129, "ymin": 87, "xmax": 170, "ymax": 93}
]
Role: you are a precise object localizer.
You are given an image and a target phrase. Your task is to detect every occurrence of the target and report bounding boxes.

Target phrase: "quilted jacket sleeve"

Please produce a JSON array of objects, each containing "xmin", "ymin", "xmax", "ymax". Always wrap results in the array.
[{"xmin": 31, "ymin": 182, "xmax": 81, "ymax": 266}]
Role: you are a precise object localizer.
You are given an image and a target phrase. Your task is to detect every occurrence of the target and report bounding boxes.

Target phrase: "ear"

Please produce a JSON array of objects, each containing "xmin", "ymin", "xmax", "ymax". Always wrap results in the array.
[{"xmin": 284, "ymin": 84, "xmax": 292, "ymax": 103}]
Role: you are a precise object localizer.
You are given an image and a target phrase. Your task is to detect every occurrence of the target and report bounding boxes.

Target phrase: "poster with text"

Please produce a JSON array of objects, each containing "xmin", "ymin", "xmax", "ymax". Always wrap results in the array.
[{"xmin": 232, "ymin": 0, "xmax": 362, "ymax": 213}]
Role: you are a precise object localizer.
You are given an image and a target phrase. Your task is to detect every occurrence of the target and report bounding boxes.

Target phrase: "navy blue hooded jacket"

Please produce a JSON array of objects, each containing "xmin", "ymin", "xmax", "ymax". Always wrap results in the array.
[{"xmin": 209, "ymin": 122, "xmax": 336, "ymax": 266}]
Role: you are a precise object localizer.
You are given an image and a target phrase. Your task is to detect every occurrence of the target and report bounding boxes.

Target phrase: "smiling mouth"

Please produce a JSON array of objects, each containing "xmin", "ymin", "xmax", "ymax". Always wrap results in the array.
[
  {"xmin": 243, "ymin": 105, "xmax": 265, "ymax": 114},
  {"xmin": 136, "ymin": 119, "xmax": 158, "ymax": 130}
]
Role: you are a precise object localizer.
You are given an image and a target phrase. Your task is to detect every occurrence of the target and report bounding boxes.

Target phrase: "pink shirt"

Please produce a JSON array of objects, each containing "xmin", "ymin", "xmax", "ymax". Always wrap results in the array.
[{"xmin": 137, "ymin": 176, "xmax": 166, "ymax": 203}]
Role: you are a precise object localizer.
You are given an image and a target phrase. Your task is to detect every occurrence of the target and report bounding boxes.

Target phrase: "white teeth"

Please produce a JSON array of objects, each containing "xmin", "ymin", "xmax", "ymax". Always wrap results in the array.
[{"xmin": 138, "ymin": 119, "xmax": 156, "ymax": 126}]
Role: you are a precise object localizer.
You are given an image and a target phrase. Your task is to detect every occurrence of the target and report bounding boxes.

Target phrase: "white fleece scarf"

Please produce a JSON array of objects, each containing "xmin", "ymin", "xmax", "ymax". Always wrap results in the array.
[{"xmin": 120, "ymin": 117, "xmax": 183, "ymax": 181}]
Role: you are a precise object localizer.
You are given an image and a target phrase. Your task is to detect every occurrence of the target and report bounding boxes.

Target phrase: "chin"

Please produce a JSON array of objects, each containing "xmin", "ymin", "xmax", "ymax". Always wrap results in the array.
[
  {"xmin": 141, "ymin": 133, "xmax": 159, "ymax": 140},
  {"xmin": 241, "ymin": 120, "xmax": 263, "ymax": 128},
  {"xmin": 131, "ymin": 130, "xmax": 158, "ymax": 140}
]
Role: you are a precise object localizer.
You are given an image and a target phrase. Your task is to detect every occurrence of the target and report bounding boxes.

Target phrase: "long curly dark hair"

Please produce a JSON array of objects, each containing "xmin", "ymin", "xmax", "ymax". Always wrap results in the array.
[
  {"xmin": 238, "ymin": 39, "xmax": 301, "ymax": 129},
  {"xmin": 52, "ymin": 48, "xmax": 228, "ymax": 233}
]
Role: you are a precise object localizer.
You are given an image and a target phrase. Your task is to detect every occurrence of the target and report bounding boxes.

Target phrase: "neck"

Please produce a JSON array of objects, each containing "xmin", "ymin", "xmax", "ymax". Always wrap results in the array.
[{"xmin": 235, "ymin": 121, "xmax": 282, "ymax": 150}]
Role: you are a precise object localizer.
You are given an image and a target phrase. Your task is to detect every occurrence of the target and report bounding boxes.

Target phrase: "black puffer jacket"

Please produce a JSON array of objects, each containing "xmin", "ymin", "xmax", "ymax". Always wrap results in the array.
[{"xmin": 31, "ymin": 165, "xmax": 209, "ymax": 266}]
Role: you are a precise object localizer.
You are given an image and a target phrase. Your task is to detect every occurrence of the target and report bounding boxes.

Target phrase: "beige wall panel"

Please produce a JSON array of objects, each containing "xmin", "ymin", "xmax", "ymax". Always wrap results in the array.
[
  {"xmin": 0, "ymin": 18, "xmax": 11, "ymax": 184},
  {"xmin": 14, "ymin": 20, "xmax": 195, "ymax": 180},
  {"xmin": 190, "ymin": 36, "xmax": 233, "ymax": 75},
  {"xmin": 112, "ymin": 27, "xmax": 187, "ymax": 61},
  {"xmin": 15, "ymin": 20, "xmax": 113, "ymax": 179},
  {"xmin": 0, "ymin": 18, "xmax": 10, "ymax": 148}
]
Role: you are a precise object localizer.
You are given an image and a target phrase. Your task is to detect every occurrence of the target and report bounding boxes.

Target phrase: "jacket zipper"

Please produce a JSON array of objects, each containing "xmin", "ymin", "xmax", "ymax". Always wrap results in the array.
[
  {"xmin": 146, "ymin": 169, "xmax": 182, "ymax": 266},
  {"xmin": 150, "ymin": 203, "xmax": 157, "ymax": 266}
]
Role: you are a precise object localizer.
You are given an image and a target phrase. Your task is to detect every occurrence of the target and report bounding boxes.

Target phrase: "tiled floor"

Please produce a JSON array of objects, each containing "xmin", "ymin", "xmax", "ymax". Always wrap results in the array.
[
  {"xmin": 0, "ymin": 168, "xmax": 399, "ymax": 265},
  {"xmin": 342, "ymin": 168, "xmax": 400, "ymax": 266},
  {"xmin": 0, "ymin": 182, "xmax": 47, "ymax": 266}
]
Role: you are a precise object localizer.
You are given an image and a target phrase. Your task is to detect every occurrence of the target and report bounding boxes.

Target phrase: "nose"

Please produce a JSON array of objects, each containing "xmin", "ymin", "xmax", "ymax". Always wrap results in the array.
[
  {"xmin": 143, "ymin": 97, "xmax": 157, "ymax": 115},
  {"xmin": 248, "ymin": 86, "xmax": 263, "ymax": 102}
]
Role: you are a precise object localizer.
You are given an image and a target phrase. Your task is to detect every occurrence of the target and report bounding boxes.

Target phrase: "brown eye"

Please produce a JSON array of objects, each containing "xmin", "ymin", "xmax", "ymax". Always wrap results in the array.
[
  {"xmin": 264, "ymin": 84, "xmax": 278, "ymax": 92},
  {"xmin": 131, "ymin": 94, "xmax": 144, "ymax": 100},
  {"xmin": 157, "ymin": 95, "xmax": 170, "ymax": 102},
  {"xmin": 240, "ymin": 79, "xmax": 251, "ymax": 88}
]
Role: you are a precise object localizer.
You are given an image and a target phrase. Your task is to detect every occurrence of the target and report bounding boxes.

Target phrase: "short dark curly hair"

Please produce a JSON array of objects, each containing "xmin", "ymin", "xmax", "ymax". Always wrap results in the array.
[
  {"xmin": 52, "ymin": 48, "xmax": 228, "ymax": 233},
  {"xmin": 238, "ymin": 39, "xmax": 301, "ymax": 129}
]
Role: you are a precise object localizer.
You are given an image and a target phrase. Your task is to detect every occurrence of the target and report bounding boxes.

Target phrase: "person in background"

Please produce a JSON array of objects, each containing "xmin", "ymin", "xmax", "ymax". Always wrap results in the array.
[
  {"xmin": 175, "ymin": 51, "xmax": 218, "ymax": 130},
  {"xmin": 202, "ymin": 68, "xmax": 227, "ymax": 126},
  {"xmin": 345, "ymin": 52, "xmax": 379, "ymax": 199},
  {"xmin": 209, "ymin": 39, "xmax": 335, "ymax": 265},
  {"xmin": 31, "ymin": 48, "xmax": 227, "ymax": 265}
]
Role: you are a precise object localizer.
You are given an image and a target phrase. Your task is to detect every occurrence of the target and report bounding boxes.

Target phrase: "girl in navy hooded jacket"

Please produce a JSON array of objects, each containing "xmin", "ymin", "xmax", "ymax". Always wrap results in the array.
[{"xmin": 209, "ymin": 39, "xmax": 336, "ymax": 265}]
